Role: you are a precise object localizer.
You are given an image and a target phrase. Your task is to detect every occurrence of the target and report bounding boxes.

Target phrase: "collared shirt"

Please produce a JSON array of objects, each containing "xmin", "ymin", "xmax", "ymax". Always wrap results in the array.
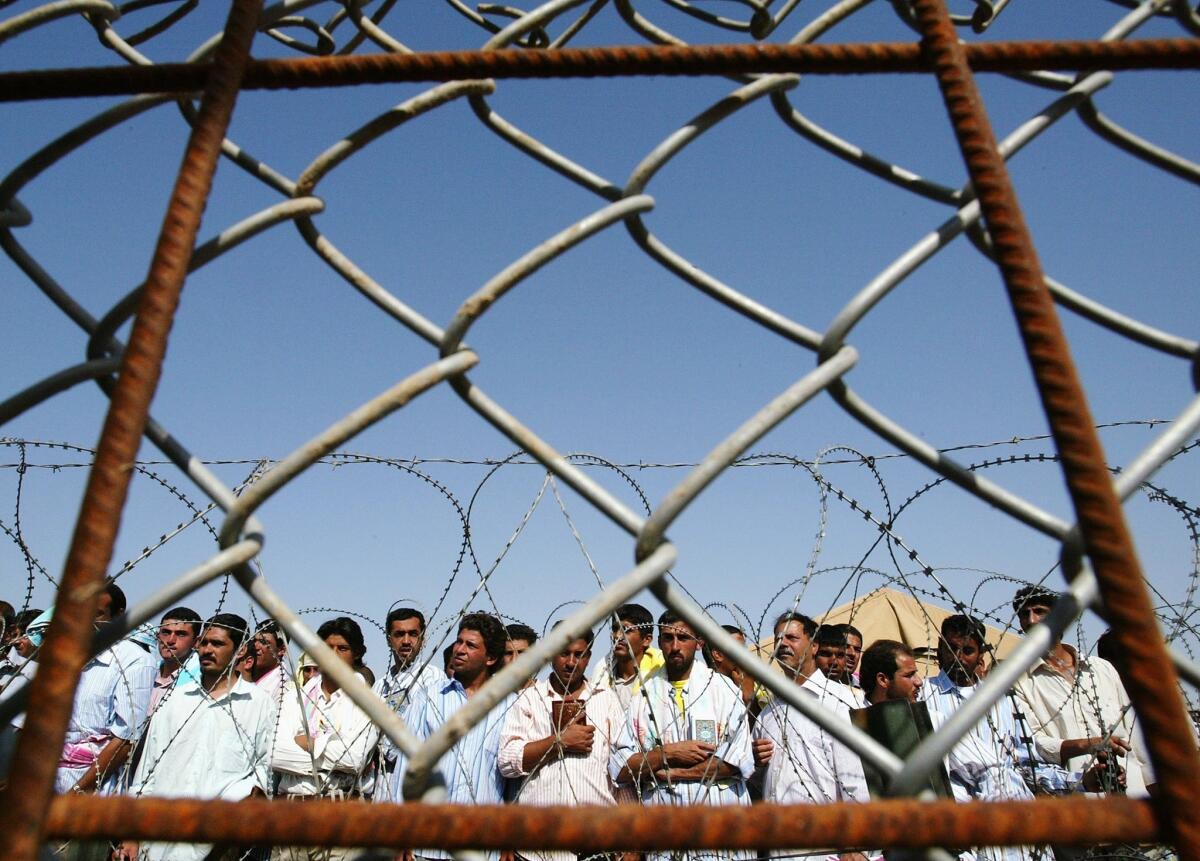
[
  {"xmin": 1012, "ymin": 647, "xmax": 1151, "ymax": 796},
  {"xmin": 57, "ymin": 637, "xmax": 157, "ymax": 794},
  {"xmin": 499, "ymin": 680, "xmax": 628, "ymax": 861},
  {"xmin": 131, "ymin": 677, "xmax": 274, "ymax": 861},
  {"xmin": 148, "ymin": 653, "xmax": 202, "ymax": 713},
  {"xmin": 272, "ymin": 674, "xmax": 379, "ymax": 797},
  {"xmin": 754, "ymin": 669, "xmax": 870, "ymax": 807},
  {"xmin": 590, "ymin": 647, "xmax": 665, "ymax": 709},
  {"xmin": 368, "ymin": 659, "xmax": 444, "ymax": 801},
  {"xmin": 610, "ymin": 663, "xmax": 754, "ymax": 807},
  {"xmin": 391, "ymin": 676, "xmax": 517, "ymax": 861},
  {"xmin": 923, "ymin": 672, "xmax": 1034, "ymax": 861}
]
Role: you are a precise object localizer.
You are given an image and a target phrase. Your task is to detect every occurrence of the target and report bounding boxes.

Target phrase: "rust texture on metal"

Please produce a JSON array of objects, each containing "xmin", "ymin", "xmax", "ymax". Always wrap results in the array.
[
  {"xmin": 1, "ymin": 37, "xmax": 1197, "ymax": 103},
  {"xmin": 0, "ymin": 1, "xmax": 262, "ymax": 859},
  {"xmin": 42, "ymin": 796, "xmax": 1159, "ymax": 850},
  {"xmin": 910, "ymin": 1, "xmax": 1200, "ymax": 858}
]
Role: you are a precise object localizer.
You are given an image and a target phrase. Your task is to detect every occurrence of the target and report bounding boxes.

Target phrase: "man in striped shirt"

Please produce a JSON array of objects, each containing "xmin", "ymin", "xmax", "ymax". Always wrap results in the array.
[{"xmin": 500, "ymin": 624, "xmax": 628, "ymax": 861}]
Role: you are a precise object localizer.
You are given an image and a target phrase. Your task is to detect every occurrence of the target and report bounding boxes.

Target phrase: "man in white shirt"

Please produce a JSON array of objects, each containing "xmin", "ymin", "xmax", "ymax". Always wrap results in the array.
[
  {"xmin": 923, "ymin": 615, "xmax": 1035, "ymax": 861},
  {"xmin": 500, "ymin": 624, "xmax": 629, "ymax": 861},
  {"xmin": 370, "ymin": 606, "xmax": 442, "ymax": 802},
  {"xmin": 611, "ymin": 610, "xmax": 754, "ymax": 861},
  {"xmin": 754, "ymin": 612, "xmax": 870, "ymax": 861},
  {"xmin": 1009, "ymin": 585, "xmax": 1150, "ymax": 795},
  {"xmin": 272, "ymin": 617, "xmax": 379, "ymax": 810},
  {"xmin": 115, "ymin": 613, "xmax": 275, "ymax": 861}
]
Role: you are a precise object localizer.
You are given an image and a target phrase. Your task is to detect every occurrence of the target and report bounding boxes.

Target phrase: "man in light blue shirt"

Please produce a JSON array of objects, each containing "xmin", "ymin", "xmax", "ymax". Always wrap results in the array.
[{"xmin": 392, "ymin": 612, "xmax": 516, "ymax": 861}]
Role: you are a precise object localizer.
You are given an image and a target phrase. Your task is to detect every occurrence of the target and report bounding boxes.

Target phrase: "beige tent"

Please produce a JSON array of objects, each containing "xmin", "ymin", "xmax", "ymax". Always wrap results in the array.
[{"xmin": 757, "ymin": 586, "xmax": 1021, "ymax": 675}]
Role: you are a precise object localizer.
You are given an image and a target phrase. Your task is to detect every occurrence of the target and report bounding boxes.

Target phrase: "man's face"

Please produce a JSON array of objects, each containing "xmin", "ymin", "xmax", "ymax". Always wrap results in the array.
[
  {"xmin": 452, "ymin": 628, "xmax": 496, "ymax": 678},
  {"xmin": 324, "ymin": 634, "xmax": 356, "ymax": 668},
  {"xmin": 94, "ymin": 592, "xmax": 114, "ymax": 628},
  {"xmin": 814, "ymin": 643, "xmax": 846, "ymax": 680},
  {"xmin": 388, "ymin": 617, "xmax": 424, "ymax": 667},
  {"xmin": 773, "ymin": 621, "xmax": 812, "ymax": 676},
  {"xmin": 879, "ymin": 653, "xmax": 923, "ymax": 702},
  {"xmin": 551, "ymin": 638, "xmax": 592, "ymax": 690},
  {"xmin": 251, "ymin": 631, "xmax": 283, "ymax": 674},
  {"xmin": 158, "ymin": 620, "xmax": 198, "ymax": 665},
  {"xmin": 938, "ymin": 633, "xmax": 983, "ymax": 685},
  {"xmin": 844, "ymin": 633, "xmax": 863, "ymax": 675},
  {"xmin": 659, "ymin": 622, "xmax": 701, "ymax": 675},
  {"xmin": 197, "ymin": 626, "xmax": 238, "ymax": 677},
  {"xmin": 15, "ymin": 635, "xmax": 35, "ymax": 659},
  {"xmin": 1017, "ymin": 601, "xmax": 1053, "ymax": 634},
  {"xmin": 611, "ymin": 620, "xmax": 648, "ymax": 662},
  {"xmin": 711, "ymin": 631, "xmax": 745, "ymax": 678},
  {"xmin": 503, "ymin": 638, "xmax": 532, "ymax": 666}
]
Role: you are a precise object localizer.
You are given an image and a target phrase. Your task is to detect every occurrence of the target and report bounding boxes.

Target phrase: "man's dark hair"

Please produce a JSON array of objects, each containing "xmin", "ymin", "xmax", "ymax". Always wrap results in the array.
[
  {"xmin": 860, "ymin": 639, "xmax": 913, "ymax": 698},
  {"xmin": 1095, "ymin": 629, "xmax": 1121, "ymax": 669},
  {"xmin": 613, "ymin": 603, "xmax": 654, "ymax": 634},
  {"xmin": 161, "ymin": 606, "xmax": 201, "ymax": 637},
  {"xmin": 204, "ymin": 613, "xmax": 250, "ymax": 646},
  {"xmin": 0, "ymin": 601, "xmax": 13, "ymax": 626},
  {"xmin": 843, "ymin": 624, "xmax": 863, "ymax": 642},
  {"xmin": 459, "ymin": 612, "xmax": 507, "ymax": 665},
  {"xmin": 317, "ymin": 617, "xmax": 367, "ymax": 661},
  {"xmin": 442, "ymin": 643, "xmax": 455, "ymax": 674},
  {"xmin": 702, "ymin": 624, "xmax": 744, "ymax": 667},
  {"xmin": 506, "ymin": 623, "xmax": 538, "ymax": 646},
  {"xmin": 941, "ymin": 614, "xmax": 986, "ymax": 649},
  {"xmin": 657, "ymin": 609, "xmax": 700, "ymax": 637},
  {"xmin": 773, "ymin": 611, "xmax": 817, "ymax": 638},
  {"xmin": 1012, "ymin": 584, "xmax": 1059, "ymax": 615},
  {"xmin": 814, "ymin": 624, "xmax": 849, "ymax": 647},
  {"xmin": 103, "ymin": 580, "xmax": 127, "ymax": 617},
  {"xmin": 255, "ymin": 618, "xmax": 288, "ymax": 649},
  {"xmin": 551, "ymin": 620, "xmax": 596, "ymax": 651},
  {"xmin": 14, "ymin": 609, "xmax": 42, "ymax": 634},
  {"xmin": 386, "ymin": 607, "xmax": 426, "ymax": 632}
]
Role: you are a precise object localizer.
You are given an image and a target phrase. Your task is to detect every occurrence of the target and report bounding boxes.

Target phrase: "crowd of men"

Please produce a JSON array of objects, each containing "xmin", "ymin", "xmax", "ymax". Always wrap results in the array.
[{"xmin": 0, "ymin": 583, "xmax": 1170, "ymax": 861}]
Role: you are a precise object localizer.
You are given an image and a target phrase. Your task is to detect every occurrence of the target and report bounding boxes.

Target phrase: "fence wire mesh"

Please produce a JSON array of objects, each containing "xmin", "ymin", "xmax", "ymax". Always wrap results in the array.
[{"xmin": 0, "ymin": 0, "xmax": 1198, "ymax": 860}]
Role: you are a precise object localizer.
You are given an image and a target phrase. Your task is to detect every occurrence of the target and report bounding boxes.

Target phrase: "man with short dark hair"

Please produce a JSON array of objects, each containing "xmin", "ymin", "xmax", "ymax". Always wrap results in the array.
[
  {"xmin": 814, "ymin": 625, "xmax": 865, "ymax": 708},
  {"xmin": 248, "ymin": 619, "xmax": 290, "ymax": 702},
  {"xmin": 149, "ymin": 607, "xmax": 202, "ymax": 712},
  {"xmin": 1010, "ymin": 585, "xmax": 1151, "ymax": 795},
  {"xmin": 392, "ymin": 612, "xmax": 518, "ymax": 861},
  {"xmin": 273, "ymin": 617, "xmax": 379, "ymax": 809},
  {"xmin": 842, "ymin": 625, "xmax": 864, "ymax": 685},
  {"xmin": 591, "ymin": 603, "xmax": 664, "ymax": 709},
  {"xmin": 612, "ymin": 610, "xmax": 754, "ymax": 858},
  {"xmin": 861, "ymin": 640, "xmax": 923, "ymax": 705},
  {"xmin": 504, "ymin": 623, "xmax": 538, "ymax": 665},
  {"xmin": 754, "ymin": 610, "xmax": 870, "ymax": 860},
  {"xmin": 500, "ymin": 624, "xmax": 628, "ymax": 861},
  {"xmin": 924, "ymin": 615, "xmax": 1034, "ymax": 861},
  {"xmin": 57, "ymin": 581, "xmax": 157, "ymax": 794},
  {"xmin": 371, "ymin": 607, "xmax": 442, "ymax": 802},
  {"xmin": 117, "ymin": 614, "xmax": 274, "ymax": 861}
]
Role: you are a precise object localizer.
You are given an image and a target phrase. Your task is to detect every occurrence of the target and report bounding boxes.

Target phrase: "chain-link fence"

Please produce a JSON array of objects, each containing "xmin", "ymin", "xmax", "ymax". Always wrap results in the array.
[{"xmin": 1, "ymin": 0, "xmax": 1198, "ymax": 859}]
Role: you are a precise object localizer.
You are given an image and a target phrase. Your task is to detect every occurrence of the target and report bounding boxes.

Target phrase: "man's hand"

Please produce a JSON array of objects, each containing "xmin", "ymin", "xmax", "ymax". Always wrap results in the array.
[
  {"xmin": 558, "ymin": 723, "xmax": 595, "ymax": 756},
  {"xmin": 294, "ymin": 734, "xmax": 312, "ymax": 752},
  {"xmin": 753, "ymin": 738, "xmax": 774, "ymax": 767},
  {"xmin": 664, "ymin": 741, "xmax": 716, "ymax": 767},
  {"xmin": 111, "ymin": 840, "xmax": 138, "ymax": 861}
]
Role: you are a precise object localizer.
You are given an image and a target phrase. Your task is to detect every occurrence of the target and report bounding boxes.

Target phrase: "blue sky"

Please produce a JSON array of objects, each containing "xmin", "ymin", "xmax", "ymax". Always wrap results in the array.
[{"xmin": 2, "ymin": 1, "xmax": 1196, "ymax": 670}]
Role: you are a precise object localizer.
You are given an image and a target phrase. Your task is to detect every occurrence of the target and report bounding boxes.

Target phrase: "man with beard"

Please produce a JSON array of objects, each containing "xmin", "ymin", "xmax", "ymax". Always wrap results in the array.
[
  {"xmin": 500, "ymin": 624, "xmax": 628, "ymax": 861},
  {"xmin": 754, "ymin": 612, "xmax": 870, "ymax": 861},
  {"xmin": 117, "ymin": 614, "xmax": 274, "ymax": 861},
  {"xmin": 612, "ymin": 610, "xmax": 754, "ymax": 861},
  {"xmin": 861, "ymin": 640, "xmax": 923, "ymax": 706},
  {"xmin": 923, "ymin": 615, "xmax": 1035, "ymax": 861},
  {"xmin": 371, "ymin": 607, "xmax": 442, "ymax": 802}
]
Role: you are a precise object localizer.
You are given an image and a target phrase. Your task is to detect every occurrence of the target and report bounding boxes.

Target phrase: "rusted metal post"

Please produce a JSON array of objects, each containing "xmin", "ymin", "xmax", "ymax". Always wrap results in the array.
[
  {"xmin": 909, "ymin": 1, "xmax": 1200, "ymax": 857},
  {"xmin": 0, "ymin": 2, "xmax": 261, "ymax": 858},
  {"xmin": 41, "ymin": 796, "xmax": 1159, "ymax": 851}
]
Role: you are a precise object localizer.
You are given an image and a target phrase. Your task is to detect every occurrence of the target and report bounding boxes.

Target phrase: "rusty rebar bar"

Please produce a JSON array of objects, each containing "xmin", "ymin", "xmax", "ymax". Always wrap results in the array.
[
  {"xmin": 42, "ymin": 796, "xmax": 1159, "ymax": 850},
  {"xmin": 910, "ymin": 1, "xmax": 1200, "ymax": 858},
  {"xmin": 0, "ymin": 1, "xmax": 261, "ymax": 859},
  {"xmin": 0, "ymin": 38, "xmax": 1196, "ymax": 102}
]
